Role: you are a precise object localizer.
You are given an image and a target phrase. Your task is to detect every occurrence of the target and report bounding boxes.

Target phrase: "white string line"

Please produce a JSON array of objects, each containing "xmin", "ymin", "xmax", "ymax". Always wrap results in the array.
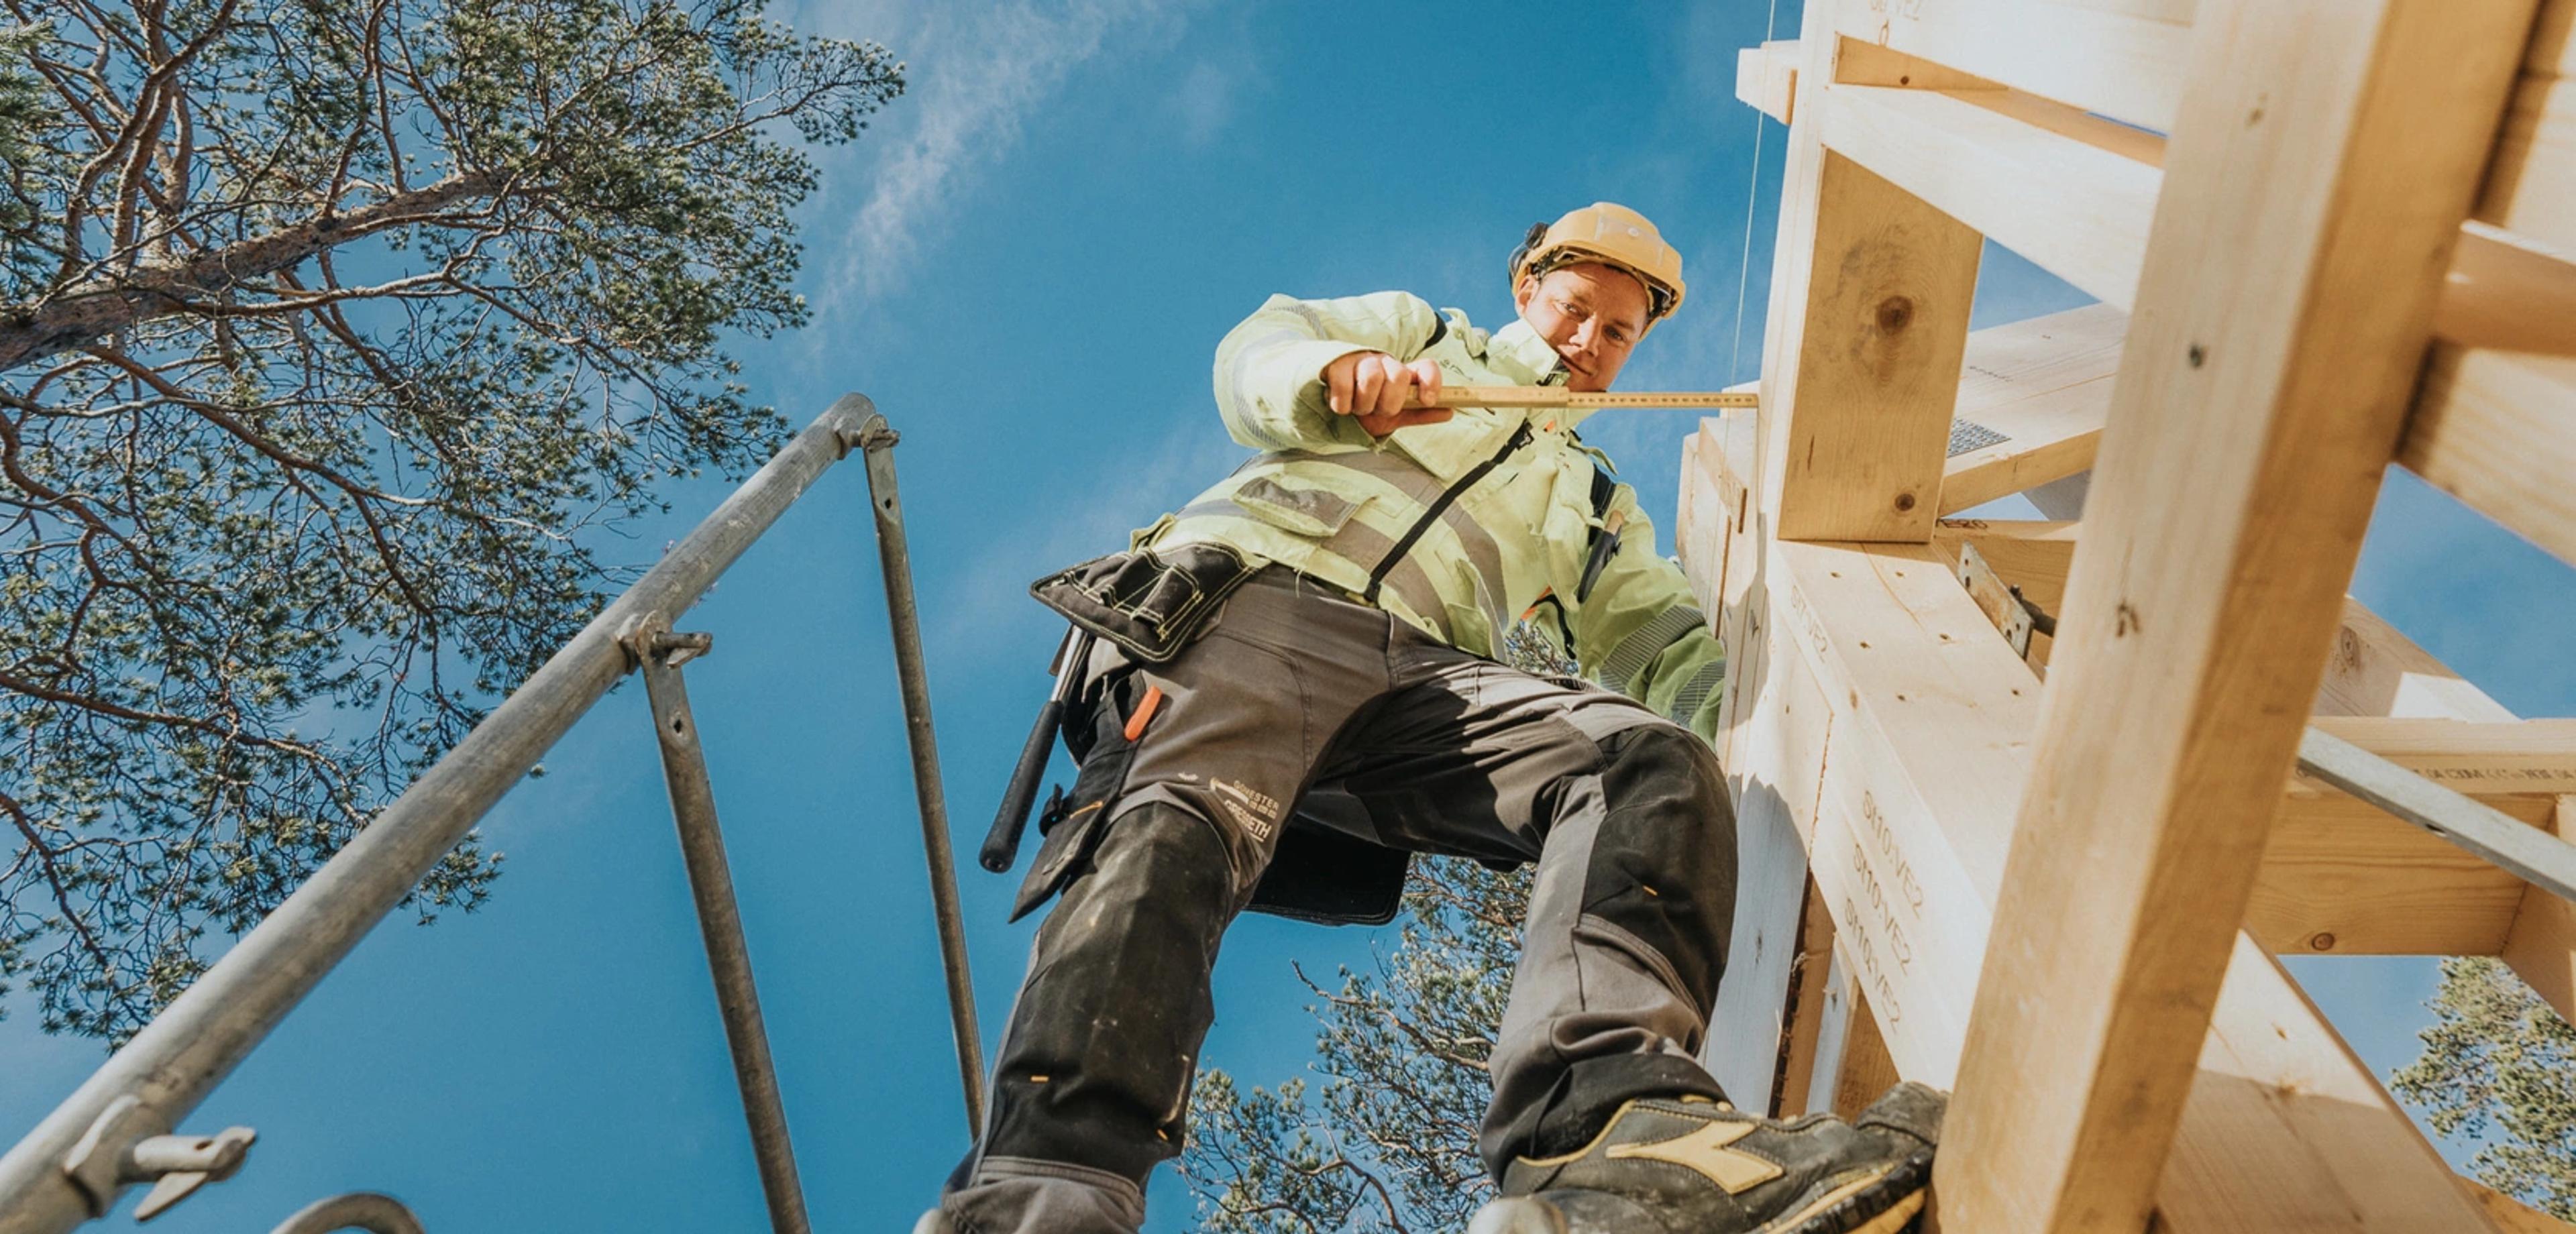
[{"xmin": 1726, "ymin": 0, "xmax": 1782, "ymax": 386}]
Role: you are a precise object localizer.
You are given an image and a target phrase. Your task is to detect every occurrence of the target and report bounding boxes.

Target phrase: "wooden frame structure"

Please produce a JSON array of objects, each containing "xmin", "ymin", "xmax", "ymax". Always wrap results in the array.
[{"xmin": 1684, "ymin": 3, "xmax": 2576, "ymax": 1231}]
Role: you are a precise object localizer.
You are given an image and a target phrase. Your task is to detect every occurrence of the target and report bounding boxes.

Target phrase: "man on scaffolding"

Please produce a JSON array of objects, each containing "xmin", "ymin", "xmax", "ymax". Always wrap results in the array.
[{"xmin": 923, "ymin": 203, "xmax": 1945, "ymax": 1234}]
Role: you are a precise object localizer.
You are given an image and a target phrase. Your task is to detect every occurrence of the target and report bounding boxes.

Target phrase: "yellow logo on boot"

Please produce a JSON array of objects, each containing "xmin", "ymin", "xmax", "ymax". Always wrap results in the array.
[{"xmin": 1605, "ymin": 1119, "xmax": 1784, "ymax": 1194}]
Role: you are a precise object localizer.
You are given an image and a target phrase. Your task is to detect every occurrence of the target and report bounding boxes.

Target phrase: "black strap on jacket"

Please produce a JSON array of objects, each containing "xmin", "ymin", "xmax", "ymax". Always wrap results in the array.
[{"xmin": 1364, "ymin": 421, "xmax": 1536, "ymax": 605}]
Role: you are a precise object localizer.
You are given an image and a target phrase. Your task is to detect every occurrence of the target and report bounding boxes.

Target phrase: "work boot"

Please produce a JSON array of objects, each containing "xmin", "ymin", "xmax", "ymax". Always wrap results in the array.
[{"xmin": 1467, "ymin": 1082, "xmax": 1945, "ymax": 1234}]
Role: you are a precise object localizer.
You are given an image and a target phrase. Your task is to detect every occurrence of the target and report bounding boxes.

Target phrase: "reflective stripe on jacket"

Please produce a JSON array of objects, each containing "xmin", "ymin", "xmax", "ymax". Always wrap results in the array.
[{"xmin": 1142, "ymin": 290, "xmax": 1727, "ymax": 743}]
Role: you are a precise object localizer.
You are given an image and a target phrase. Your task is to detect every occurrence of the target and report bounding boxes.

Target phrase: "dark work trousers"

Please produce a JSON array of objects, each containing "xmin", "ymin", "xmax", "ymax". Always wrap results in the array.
[{"xmin": 945, "ymin": 570, "xmax": 1738, "ymax": 1234}]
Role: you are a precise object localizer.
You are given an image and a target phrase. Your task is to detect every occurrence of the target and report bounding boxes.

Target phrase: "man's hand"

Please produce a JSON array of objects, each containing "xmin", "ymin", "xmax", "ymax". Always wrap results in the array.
[{"xmin": 1322, "ymin": 351, "xmax": 1454, "ymax": 439}]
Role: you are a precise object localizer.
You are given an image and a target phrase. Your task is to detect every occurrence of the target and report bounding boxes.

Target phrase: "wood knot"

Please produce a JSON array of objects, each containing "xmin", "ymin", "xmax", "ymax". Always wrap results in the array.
[
  {"xmin": 1892, "ymin": 492, "xmax": 1917, "ymax": 513},
  {"xmin": 1875, "ymin": 295, "xmax": 1915, "ymax": 333}
]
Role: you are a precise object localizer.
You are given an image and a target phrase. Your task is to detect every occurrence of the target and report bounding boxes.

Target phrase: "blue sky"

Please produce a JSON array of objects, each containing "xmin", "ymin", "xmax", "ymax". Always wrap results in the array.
[{"xmin": 6, "ymin": 2, "xmax": 2573, "ymax": 1230}]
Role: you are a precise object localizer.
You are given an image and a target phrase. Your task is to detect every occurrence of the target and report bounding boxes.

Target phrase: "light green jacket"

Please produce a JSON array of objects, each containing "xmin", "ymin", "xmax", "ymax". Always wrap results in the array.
[{"xmin": 1141, "ymin": 290, "xmax": 1727, "ymax": 742}]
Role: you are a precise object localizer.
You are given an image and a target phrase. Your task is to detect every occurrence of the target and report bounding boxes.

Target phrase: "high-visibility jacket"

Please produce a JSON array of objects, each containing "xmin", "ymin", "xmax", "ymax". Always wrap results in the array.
[{"xmin": 1140, "ymin": 290, "xmax": 1727, "ymax": 743}]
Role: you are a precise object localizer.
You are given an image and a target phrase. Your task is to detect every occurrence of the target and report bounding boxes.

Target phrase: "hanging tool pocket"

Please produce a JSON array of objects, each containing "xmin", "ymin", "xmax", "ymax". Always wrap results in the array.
[
  {"xmin": 1029, "ymin": 544, "xmax": 1262, "ymax": 663},
  {"xmin": 1008, "ymin": 669, "xmax": 1152, "ymax": 921}
]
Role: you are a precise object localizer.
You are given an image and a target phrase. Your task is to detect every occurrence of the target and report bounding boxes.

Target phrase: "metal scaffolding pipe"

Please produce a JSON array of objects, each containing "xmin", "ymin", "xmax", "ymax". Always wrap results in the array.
[
  {"xmin": 635, "ymin": 625, "xmax": 812, "ymax": 1234},
  {"xmin": 855, "ymin": 416, "xmax": 987, "ymax": 1136},
  {"xmin": 0, "ymin": 396, "xmax": 881, "ymax": 1234}
]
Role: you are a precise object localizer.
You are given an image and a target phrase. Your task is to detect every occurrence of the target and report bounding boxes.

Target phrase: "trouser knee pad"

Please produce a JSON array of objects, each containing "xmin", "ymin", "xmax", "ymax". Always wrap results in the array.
[
  {"xmin": 1582, "ymin": 726, "xmax": 1737, "ymax": 1019},
  {"xmin": 983, "ymin": 801, "xmax": 1236, "ymax": 1184}
]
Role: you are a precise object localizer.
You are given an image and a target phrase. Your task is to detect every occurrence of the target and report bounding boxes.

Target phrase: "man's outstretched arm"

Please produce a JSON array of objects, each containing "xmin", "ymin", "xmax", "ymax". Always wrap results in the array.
[{"xmin": 1212, "ymin": 290, "xmax": 1454, "ymax": 451}]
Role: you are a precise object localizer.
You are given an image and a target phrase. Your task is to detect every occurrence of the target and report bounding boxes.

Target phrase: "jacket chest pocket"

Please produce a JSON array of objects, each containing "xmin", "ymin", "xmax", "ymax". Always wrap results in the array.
[{"xmin": 1230, "ymin": 475, "xmax": 1369, "ymax": 537}]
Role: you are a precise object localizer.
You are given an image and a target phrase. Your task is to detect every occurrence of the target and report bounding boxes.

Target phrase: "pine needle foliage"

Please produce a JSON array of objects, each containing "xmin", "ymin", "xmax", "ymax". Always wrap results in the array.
[
  {"xmin": 1180, "ymin": 622, "xmax": 1573, "ymax": 1232},
  {"xmin": 0, "ymin": 0, "xmax": 902, "ymax": 1041},
  {"xmin": 1183, "ymin": 856, "xmax": 1531, "ymax": 1234},
  {"xmin": 2392, "ymin": 956, "xmax": 2576, "ymax": 1219}
]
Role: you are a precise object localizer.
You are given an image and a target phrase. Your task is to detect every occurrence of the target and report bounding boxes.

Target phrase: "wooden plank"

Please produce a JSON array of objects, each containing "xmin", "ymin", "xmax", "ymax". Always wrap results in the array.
[
  {"xmin": 2314, "ymin": 598, "xmax": 2522, "ymax": 722},
  {"xmin": 1829, "ymin": 974, "xmax": 1904, "ymax": 1122},
  {"xmin": 1939, "ymin": 0, "xmax": 2538, "ymax": 1225},
  {"xmin": 2461, "ymin": 1176, "xmax": 2576, "ymax": 1234},
  {"xmin": 1764, "ymin": 537, "xmax": 2500, "ymax": 1232},
  {"xmin": 1699, "ymin": 408, "xmax": 1766, "ymax": 767},
  {"xmin": 1829, "ymin": 0, "xmax": 2195, "ymax": 132},
  {"xmin": 1772, "ymin": 539, "xmax": 2039, "ymax": 1083},
  {"xmin": 1702, "ymin": 590, "xmax": 1836, "ymax": 1111},
  {"xmin": 1735, "ymin": 40, "xmax": 1801, "ymax": 125},
  {"xmin": 1819, "ymin": 80, "xmax": 2161, "ymax": 310},
  {"xmin": 1756, "ymin": 20, "xmax": 1984, "ymax": 545},
  {"xmin": 1798, "ymin": 37, "xmax": 2572, "ymax": 357},
  {"xmin": 2404, "ymin": 346, "xmax": 2576, "ymax": 569},
  {"xmin": 2254, "ymin": 791, "xmax": 2548, "ymax": 956},
  {"xmin": 1676, "ymin": 425, "xmax": 1732, "ymax": 619},
  {"xmin": 2479, "ymin": 4, "xmax": 2576, "ymax": 252},
  {"xmin": 1772, "ymin": 877, "xmax": 1840, "ymax": 1116},
  {"xmin": 2304, "ymin": 594, "xmax": 2576, "ymax": 1019},
  {"xmin": 1796, "ymin": 945, "xmax": 1858, "ymax": 1117},
  {"xmin": 1939, "ymin": 307, "xmax": 2125, "ymax": 515},
  {"xmin": 2500, "ymin": 796, "xmax": 2576, "ymax": 1023},
  {"xmin": 2159, "ymin": 936, "xmax": 2510, "ymax": 1234},
  {"xmin": 1765, "ymin": 146, "xmax": 1983, "ymax": 543},
  {"xmin": 2308, "ymin": 718, "xmax": 2576, "ymax": 795},
  {"xmin": 2432, "ymin": 225, "xmax": 2576, "ymax": 356}
]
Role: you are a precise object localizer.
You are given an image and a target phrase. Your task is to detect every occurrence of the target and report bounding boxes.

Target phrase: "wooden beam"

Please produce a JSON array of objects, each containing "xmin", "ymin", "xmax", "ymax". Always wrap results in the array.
[
  {"xmin": 2461, "ymin": 1176, "xmax": 2576, "ymax": 1234},
  {"xmin": 1701, "ymin": 560, "xmax": 1838, "ymax": 1111},
  {"xmin": 1911, "ymin": 524, "xmax": 2567, "ymax": 957},
  {"xmin": 2162, "ymin": 936, "xmax": 2514, "ymax": 1233},
  {"xmin": 1828, "ymin": 974, "xmax": 1903, "ymax": 1122},
  {"xmin": 1766, "ymin": 537, "xmax": 2501, "ymax": 1232},
  {"xmin": 2500, "ymin": 797, "xmax": 2576, "ymax": 1023},
  {"xmin": 1819, "ymin": 77, "xmax": 2160, "ymax": 310},
  {"xmin": 2255, "ymin": 789, "xmax": 2551, "ymax": 956},
  {"xmin": 2314, "ymin": 598, "xmax": 2521, "ymax": 723},
  {"xmin": 2433, "ymin": 225, "xmax": 2576, "ymax": 357},
  {"xmin": 1938, "ymin": 307, "xmax": 2125, "ymax": 515},
  {"xmin": 2308, "ymin": 718, "xmax": 2576, "ymax": 795},
  {"xmin": 1735, "ymin": 40, "xmax": 1800, "ymax": 125},
  {"xmin": 1756, "ymin": 23, "xmax": 1984, "ymax": 545},
  {"xmin": 1772, "ymin": 877, "xmax": 1840, "ymax": 1116},
  {"xmin": 2403, "ymin": 346, "xmax": 2576, "ymax": 569},
  {"xmin": 1827, "ymin": 0, "xmax": 2194, "ymax": 132},
  {"xmin": 1776, "ymin": 39, "xmax": 2576, "ymax": 359},
  {"xmin": 2479, "ymin": 0, "xmax": 2576, "ymax": 252},
  {"xmin": 1939, "ymin": 0, "xmax": 2537, "ymax": 1225}
]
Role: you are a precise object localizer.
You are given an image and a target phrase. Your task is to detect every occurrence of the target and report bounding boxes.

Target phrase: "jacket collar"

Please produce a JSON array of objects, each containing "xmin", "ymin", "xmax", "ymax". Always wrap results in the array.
[{"xmin": 1487, "ymin": 319, "xmax": 1569, "ymax": 388}]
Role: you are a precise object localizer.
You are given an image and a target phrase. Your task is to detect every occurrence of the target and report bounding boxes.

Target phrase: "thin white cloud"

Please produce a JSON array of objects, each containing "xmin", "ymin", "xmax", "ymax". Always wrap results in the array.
[
  {"xmin": 1172, "ymin": 59, "xmax": 1239, "ymax": 148},
  {"xmin": 816, "ymin": 0, "xmax": 1206, "ymax": 311}
]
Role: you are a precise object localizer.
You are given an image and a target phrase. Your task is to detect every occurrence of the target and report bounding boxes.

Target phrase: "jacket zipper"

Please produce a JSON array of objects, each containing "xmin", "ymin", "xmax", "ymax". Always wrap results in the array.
[{"xmin": 1364, "ymin": 420, "xmax": 1536, "ymax": 605}]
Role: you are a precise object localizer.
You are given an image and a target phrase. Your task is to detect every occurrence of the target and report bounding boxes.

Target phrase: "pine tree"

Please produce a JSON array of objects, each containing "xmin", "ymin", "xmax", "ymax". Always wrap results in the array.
[
  {"xmin": 1, "ymin": 0, "xmax": 902, "ymax": 1041},
  {"xmin": 2392, "ymin": 957, "xmax": 2576, "ymax": 1219}
]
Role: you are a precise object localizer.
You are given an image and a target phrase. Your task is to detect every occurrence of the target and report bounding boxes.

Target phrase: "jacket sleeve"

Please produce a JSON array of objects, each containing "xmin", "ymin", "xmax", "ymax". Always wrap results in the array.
[
  {"xmin": 1211, "ymin": 290, "xmax": 1448, "ymax": 451},
  {"xmin": 1566, "ymin": 484, "xmax": 1727, "ymax": 747}
]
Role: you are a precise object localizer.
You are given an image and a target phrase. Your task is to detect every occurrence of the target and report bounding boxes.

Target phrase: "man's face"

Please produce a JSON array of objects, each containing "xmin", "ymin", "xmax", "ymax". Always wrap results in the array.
[{"xmin": 1513, "ymin": 262, "xmax": 1653, "ymax": 392}]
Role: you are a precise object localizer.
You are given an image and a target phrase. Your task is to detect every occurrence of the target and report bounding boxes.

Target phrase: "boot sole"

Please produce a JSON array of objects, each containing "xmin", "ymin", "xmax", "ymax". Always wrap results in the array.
[{"xmin": 1752, "ymin": 1148, "xmax": 1934, "ymax": 1234}]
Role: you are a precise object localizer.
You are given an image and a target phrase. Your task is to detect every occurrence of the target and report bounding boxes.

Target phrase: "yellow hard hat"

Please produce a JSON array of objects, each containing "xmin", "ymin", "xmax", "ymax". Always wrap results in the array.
[{"xmin": 1509, "ymin": 202, "xmax": 1686, "ymax": 323}]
